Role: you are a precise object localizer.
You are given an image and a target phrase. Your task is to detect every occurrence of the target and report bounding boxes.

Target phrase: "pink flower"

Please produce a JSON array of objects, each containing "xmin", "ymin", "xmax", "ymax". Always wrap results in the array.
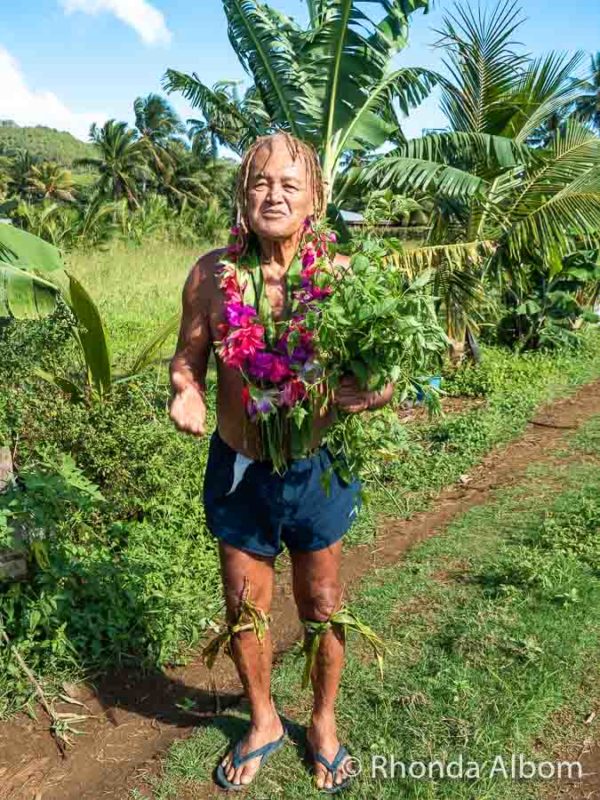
[
  {"xmin": 230, "ymin": 224, "xmax": 241, "ymax": 236},
  {"xmin": 227, "ymin": 242, "xmax": 243, "ymax": 259},
  {"xmin": 280, "ymin": 378, "xmax": 307, "ymax": 407},
  {"xmin": 328, "ymin": 232, "xmax": 337, "ymax": 243},
  {"xmin": 219, "ymin": 271, "xmax": 243, "ymax": 304},
  {"xmin": 221, "ymin": 323, "xmax": 265, "ymax": 368}
]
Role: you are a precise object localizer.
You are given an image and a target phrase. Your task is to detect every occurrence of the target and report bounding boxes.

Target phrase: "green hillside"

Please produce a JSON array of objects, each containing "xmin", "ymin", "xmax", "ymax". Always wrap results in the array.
[{"xmin": 0, "ymin": 121, "xmax": 94, "ymax": 166}]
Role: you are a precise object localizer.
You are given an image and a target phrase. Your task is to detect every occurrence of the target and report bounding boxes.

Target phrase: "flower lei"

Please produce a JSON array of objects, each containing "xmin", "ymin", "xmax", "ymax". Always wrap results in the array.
[{"xmin": 215, "ymin": 217, "xmax": 336, "ymax": 472}]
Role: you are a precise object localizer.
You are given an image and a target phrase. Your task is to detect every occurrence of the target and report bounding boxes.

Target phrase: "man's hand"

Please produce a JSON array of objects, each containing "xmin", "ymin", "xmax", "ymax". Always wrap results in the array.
[
  {"xmin": 169, "ymin": 383, "xmax": 207, "ymax": 436},
  {"xmin": 334, "ymin": 375, "xmax": 395, "ymax": 414}
]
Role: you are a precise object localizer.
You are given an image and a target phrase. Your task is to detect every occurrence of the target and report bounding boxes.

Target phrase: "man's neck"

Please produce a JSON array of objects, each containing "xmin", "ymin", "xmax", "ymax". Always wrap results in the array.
[{"xmin": 258, "ymin": 230, "xmax": 302, "ymax": 278}]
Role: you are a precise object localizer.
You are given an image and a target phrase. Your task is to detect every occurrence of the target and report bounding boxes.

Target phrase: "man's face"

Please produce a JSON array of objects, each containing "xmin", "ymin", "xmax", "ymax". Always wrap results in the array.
[{"xmin": 246, "ymin": 138, "xmax": 314, "ymax": 241}]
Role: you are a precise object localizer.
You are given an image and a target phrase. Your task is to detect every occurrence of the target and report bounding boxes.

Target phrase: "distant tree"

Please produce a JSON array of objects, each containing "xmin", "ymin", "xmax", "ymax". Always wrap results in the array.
[
  {"xmin": 167, "ymin": 79, "xmax": 269, "ymax": 158},
  {"xmin": 575, "ymin": 52, "xmax": 600, "ymax": 131},
  {"xmin": 7, "ymin": 149, "xmax": 36, "ymax": 196},
  {"xmin": 27, "ymin": 161, "xmax": 76, "ymax": 202},
  {"xmin": 133, "ymin": 93, "xmax": 185, "ymax": 182},
  {"xmin": 78, "ymin": 120, "xmax": 150, "ymax": 208},
  {"xmin": 133, "ymin": 93, "xmax": 184, "ymax": 145},
  {"xmin": 186, "ymin": 118, "xmax": 217, "ymax": 163}
]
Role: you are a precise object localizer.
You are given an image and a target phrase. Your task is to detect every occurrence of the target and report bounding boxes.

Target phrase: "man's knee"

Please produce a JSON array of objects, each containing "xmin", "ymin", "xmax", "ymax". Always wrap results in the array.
[
  {"xmin": 297, "ymin": 581, "xmax": 342, "ymax": 622},
  {"xmin": 224, "ymin": 578, "xmax": 270, "ymax": 623}
]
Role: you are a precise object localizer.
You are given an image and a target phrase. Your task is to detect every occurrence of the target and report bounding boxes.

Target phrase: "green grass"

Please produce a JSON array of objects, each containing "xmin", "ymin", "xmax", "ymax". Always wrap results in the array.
[
  {"xmin": 141, "ymin": 415, "xmax": 600, "ymax": 800},
  {"xmin": 65, "ymin": 239, "xmax": 205, "ymax": 367}
]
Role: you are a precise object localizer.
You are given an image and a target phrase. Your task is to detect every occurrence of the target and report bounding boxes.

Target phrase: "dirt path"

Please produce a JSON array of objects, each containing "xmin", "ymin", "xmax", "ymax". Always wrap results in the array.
[{"xmin": 2, "ymin": 380, "xmax": 600, "ymax": 800}]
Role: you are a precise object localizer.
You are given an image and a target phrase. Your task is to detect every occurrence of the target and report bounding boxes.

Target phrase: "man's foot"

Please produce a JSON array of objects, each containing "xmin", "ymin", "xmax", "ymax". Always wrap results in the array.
[
  {"xmin": 219, "ymin": 701, "xmax": 285, "ymax": 787},
  {"xmin": 306, "ymin": 715, "xmax": 352, "ymax": 791}
]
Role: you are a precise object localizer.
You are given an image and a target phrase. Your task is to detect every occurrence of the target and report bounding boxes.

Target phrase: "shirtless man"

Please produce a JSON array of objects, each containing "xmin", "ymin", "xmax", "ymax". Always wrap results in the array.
[{"xmin": 169, "ymin": 132, "xmax": 393, "ymax": 792}]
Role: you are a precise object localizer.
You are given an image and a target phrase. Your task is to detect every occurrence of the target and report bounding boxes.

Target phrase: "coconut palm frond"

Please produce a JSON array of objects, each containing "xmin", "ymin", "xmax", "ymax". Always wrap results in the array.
[{"xmin": 435, "ymin": 0, "xmax": 528, "ymax": 134}]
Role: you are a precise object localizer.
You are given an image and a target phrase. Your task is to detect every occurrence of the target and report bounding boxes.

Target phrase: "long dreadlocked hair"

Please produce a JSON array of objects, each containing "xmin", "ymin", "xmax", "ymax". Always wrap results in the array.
[{"xmin": 234, "ymin": 132, "xmax": 326, "ymax": 254}]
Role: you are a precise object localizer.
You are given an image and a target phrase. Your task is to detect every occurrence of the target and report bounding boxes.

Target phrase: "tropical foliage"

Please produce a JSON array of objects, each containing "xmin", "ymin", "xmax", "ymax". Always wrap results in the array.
[
  {"xmin": 0, "ymin": 0, "xmax": 599, "ymax": 356},
  {"xmin": 362, "ymin": 0, "xmax": 600, "ymax": 349},
  {"xmin": 164, "ymin": 0, "xmax": 438, "ymax": 204},
  {"xmin": 575, "ymin": 52, "xmax": 600, "ymax": 131}
]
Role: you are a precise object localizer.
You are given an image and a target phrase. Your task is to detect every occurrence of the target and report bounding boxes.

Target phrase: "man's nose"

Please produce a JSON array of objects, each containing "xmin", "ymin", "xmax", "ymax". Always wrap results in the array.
[{"xmin": 266, "ymin": 183, "xmax": 284, "ymax": 203}]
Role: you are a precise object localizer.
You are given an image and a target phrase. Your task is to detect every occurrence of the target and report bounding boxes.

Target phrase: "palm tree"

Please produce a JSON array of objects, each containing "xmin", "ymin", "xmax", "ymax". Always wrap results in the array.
[
  {"xmin": 133, "ymin": 93, "xmax": 184, "ymax": 145},
  {"xmin": 133, "ymin": 93, "xmax": 185, "ymax": 180},
  {"xmin": 186, "ymin": 118, "xmax": 215, "ymax": 164},
  {"xmin": 364, "ymin": 1, "xmax": 600, "ymax": 351},
  {"xmin": 7, "ymin": 149, "xmax": 36, "ymax": 197},
  {"xmin": 169, "ymin": 79, "xmax": 269, "ymax": 157},
  {"xmin": 159, "ymin": 139, "xmax": 212, "ymax": 206},
  {"xmin": 163, "ymin": 0, "xmax": 438, "ymax": 205},
  {"xmin": 27, "ymin": 161, "xmax": 76, "ymax": 202},
  {"xmin": 575, "ymin": 52, "xmax": 600, "ymax": 132},
  {"xmin": 0, "ymin": 155, "xmax": 11, "ymax": 200},
  {"xmin": 77, "ymin": 120, "xmax": 149, "ymax": 208}
]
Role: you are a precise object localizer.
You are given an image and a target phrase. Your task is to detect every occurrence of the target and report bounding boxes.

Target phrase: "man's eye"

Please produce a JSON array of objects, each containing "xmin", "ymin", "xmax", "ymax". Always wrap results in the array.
[{"xmin": 285, "ymin": 184, "xmax": 299, "ymax": 191}]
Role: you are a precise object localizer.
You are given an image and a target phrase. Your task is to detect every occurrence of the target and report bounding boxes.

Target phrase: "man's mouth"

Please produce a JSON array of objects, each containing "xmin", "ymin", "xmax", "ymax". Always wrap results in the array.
[{"xmin": 262, "ymin": 209, "xmax": 287, "ymax": 218}]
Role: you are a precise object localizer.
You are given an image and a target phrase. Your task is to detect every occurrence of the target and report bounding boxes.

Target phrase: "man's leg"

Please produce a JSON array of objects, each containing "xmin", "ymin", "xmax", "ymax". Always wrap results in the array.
[
  {"xmin": 290, "ymin": 540, "xmax": 352, "ymax": 790},
  {"xmin": 218, "ymin": 540, "xmax": 285, "ymax": 786}
]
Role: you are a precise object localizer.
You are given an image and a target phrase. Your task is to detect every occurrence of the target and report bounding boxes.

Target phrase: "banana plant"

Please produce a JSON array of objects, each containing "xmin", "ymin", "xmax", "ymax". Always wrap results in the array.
[
  {"xmin": 0, "ymin": 225, "xmax": 179, "ymax": 400},
  {"xmin": 163, "ymin": 0, "xmax": 438, "ymax": 204}
]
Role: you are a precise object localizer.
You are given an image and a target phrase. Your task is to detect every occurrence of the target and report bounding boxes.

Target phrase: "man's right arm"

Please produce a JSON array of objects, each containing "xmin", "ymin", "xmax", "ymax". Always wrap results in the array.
[{"xmin": 168, "ymin": 253, "xmax": 216, "ymax": 436}]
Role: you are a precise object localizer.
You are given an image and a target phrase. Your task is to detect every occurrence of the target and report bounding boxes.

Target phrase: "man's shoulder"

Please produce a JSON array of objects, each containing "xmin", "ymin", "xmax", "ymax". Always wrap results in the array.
[
  {"xmin": 185, "ymin": 247, "xmax": 229, "ymax": 289},
  {"xmin": 191, "ymin": 247, "xmax": 229, "ymax": 276}
]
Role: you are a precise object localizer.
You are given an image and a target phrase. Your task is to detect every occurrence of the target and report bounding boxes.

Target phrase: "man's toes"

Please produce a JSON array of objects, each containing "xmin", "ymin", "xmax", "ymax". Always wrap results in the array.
[
  {"xmin": 314, "ymin": 765, "xmax": 326, "ymax": 789},
  {"xmin": 240, "ymin": 764, "xmax": 256, "ymax": 785},
  {"xmin": 224, "ymin": 759, "xmax": 236, "ymax": 781},
  {"xmin": 233, "ymin": 767, "xmax": 241, "ymax": 784}
]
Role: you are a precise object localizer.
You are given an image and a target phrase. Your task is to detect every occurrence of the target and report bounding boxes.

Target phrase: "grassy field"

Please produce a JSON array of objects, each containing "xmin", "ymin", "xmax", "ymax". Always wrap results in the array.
[
  {"xmin": 65, "ymin": 239, "xmax": 209, "ymax": 368},
  {"xmin": 137, "ymin": 415, "xmax": 600, "ymax": 799}
]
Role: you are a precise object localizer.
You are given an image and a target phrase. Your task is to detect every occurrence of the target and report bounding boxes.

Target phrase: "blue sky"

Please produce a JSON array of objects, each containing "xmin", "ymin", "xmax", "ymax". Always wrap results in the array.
[{"xmin": 1, "ymin": 0, "xmax": 598, "ymax": 144}]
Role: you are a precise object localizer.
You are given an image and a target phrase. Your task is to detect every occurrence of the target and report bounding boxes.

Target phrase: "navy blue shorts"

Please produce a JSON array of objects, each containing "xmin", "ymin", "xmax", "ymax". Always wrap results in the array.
[{"xmin": 203, "ymin": 429, "xmax": 362, "ymax": 558}]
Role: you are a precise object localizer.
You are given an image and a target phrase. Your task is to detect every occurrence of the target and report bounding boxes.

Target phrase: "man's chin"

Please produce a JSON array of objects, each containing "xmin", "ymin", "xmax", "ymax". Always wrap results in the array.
[{"xmin": 252, "ymin": 220, "xmax": 302, "ymax": 241}]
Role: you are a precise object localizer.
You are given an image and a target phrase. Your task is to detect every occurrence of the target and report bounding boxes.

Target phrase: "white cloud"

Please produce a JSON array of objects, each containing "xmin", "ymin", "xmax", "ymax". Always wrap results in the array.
[
  {"xmin": 0, "ymin": 46, "xmax": 106, "ymax": 141},
  {"xmin": 60, "ymin": 0, "xmax": 172, "ymax": 46}
]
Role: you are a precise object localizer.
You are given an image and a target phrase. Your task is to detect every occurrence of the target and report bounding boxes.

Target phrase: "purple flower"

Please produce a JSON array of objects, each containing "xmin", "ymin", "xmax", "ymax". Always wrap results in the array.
[
  {"xmin": 289, "ymin": 344, "xmax": 313, "ymax": 364},
  {"xmin": 302, "ymin": 248, "xmax": 316, "ymax": 268},
  {"xmin": 253, "ymin": 388, "xmax": 280, "ymax": 415},
  {"xmin": 247, "ymin": 352, "xmax": 292, "ymax": 383},
  {"xmin": 225, "ymin": 302, "xmax": 258, "ymax": 327}
]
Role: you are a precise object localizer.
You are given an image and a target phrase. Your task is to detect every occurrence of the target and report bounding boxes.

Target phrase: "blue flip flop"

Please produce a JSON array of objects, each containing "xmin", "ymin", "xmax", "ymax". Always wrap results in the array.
[
  {"xmin": 306, "ymin": 742, "xmax": 353, "ymax": 794},
  {"xmin": 215, "ymin": 726, "xmax": 287, "ymax": 791}
]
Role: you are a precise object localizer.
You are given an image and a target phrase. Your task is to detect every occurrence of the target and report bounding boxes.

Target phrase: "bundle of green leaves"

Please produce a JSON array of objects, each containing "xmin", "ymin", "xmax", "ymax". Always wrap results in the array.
[{"xmin": 315, "ymin": 241, "xmax": 449, "ymax": 397}]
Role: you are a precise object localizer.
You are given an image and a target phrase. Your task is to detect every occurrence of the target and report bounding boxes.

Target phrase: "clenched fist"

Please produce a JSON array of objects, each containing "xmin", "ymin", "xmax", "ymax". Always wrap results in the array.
[{"xmin": 169, "ymin": 383, "xmax": 207, "ymax": 436}]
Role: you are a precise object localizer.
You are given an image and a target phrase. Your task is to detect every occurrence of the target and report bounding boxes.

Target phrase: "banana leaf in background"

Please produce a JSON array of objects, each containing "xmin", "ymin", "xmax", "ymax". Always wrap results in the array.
[{"xmin": 0, "ymin": 224, "xmax": 64, "ymax": 320}]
